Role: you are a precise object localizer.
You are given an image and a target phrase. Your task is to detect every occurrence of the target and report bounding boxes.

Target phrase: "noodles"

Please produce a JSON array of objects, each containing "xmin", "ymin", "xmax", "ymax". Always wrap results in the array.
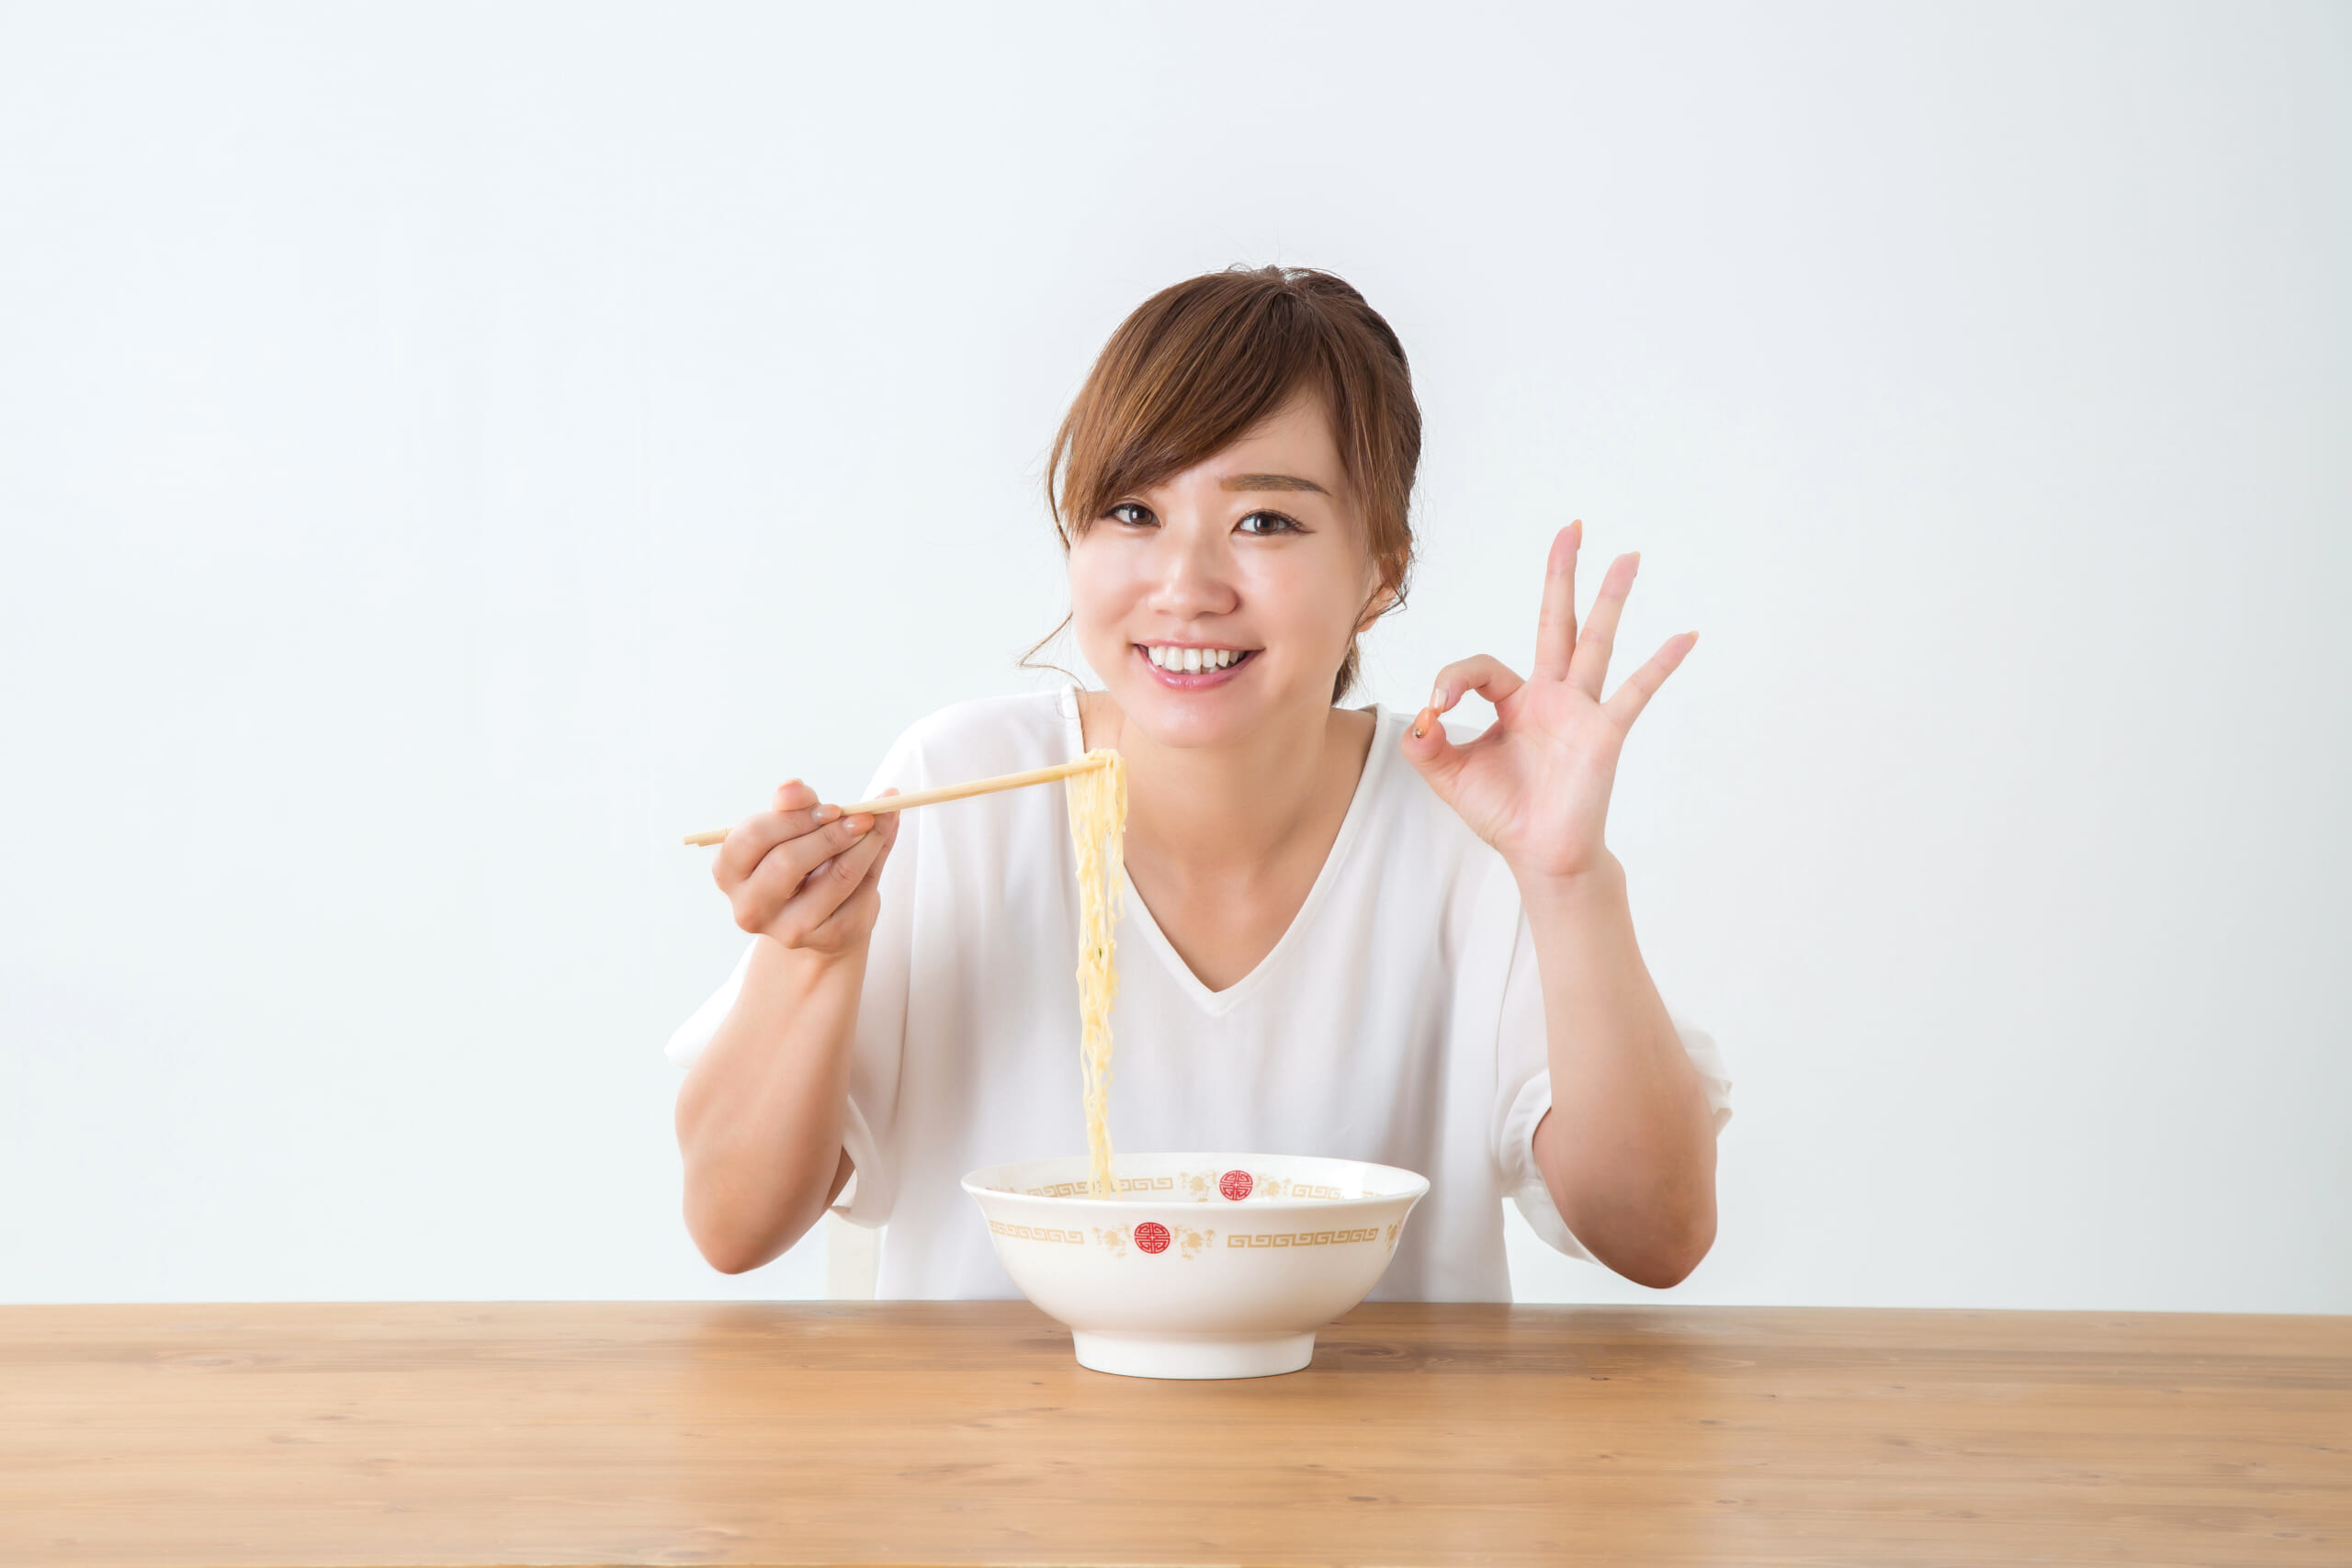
[{"xmin": 1065, "ymin": 748, "xmax": 1127, "ymax": 1199}]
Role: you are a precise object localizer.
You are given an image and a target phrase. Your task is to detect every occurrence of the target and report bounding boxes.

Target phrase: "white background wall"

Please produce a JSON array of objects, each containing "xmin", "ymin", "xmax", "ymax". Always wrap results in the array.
[{"xmin": 3, "ymin": 3, "xmax": 2346, "ymax": 1313}]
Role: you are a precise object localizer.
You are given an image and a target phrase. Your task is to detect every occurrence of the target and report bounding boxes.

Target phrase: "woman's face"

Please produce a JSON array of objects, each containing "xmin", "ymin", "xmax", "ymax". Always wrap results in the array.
[{"xmin": 1069, "ymin": 392, "xmax": 1379, "ymax": 750}]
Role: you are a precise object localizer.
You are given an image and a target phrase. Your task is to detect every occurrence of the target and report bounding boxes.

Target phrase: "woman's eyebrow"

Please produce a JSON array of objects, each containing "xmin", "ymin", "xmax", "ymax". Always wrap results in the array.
[{"xmin": 1219, "ymin": 472, "xmax": 1329, "ymax": 495}]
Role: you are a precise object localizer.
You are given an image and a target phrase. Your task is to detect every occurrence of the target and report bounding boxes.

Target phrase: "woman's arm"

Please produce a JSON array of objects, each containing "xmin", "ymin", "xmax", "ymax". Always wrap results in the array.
[
  {"xmin": 674, "ymin": 781, "xmax": 898, "ymax": 1274},
  {"xmin": 1519, "ymin": 858, "xmax": 1715, "ymax": 1286},
  {"xmin": 675, "ymin": 939, "xmax": 865, "ymax": 1273},
  {"xmin": 1405, "ymin": 521, "xmax": 1715, "ymax": 1287}
]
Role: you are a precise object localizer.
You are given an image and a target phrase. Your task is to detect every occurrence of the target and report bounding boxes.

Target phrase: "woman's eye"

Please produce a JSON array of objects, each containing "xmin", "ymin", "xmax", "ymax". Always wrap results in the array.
[
  {"xmin": 1107, "ymin": 502, "xmax": 1155, "ymax": 527},
  {"xmin": 1236, "ymin": 511, "xmax": 1303, "ymax": 536}
]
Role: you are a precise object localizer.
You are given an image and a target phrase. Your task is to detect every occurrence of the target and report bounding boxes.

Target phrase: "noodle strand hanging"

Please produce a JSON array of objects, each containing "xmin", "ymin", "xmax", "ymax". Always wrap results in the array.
[{"xmin": 1064, "ymin": 749, "xmax": 1127, "ymax": 1199}]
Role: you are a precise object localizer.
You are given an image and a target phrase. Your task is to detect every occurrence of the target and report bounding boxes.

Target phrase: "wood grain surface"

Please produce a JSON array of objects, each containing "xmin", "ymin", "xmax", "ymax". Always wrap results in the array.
[{"xmin": 3, "ymin": 1301, "xmax": 2346, "ymax": 1566}]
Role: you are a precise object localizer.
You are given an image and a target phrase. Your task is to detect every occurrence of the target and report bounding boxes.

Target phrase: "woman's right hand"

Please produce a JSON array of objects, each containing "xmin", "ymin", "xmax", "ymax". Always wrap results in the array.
[{"xmin": 712, "ymin": 781, "xmax": 900, "ymax": 958}]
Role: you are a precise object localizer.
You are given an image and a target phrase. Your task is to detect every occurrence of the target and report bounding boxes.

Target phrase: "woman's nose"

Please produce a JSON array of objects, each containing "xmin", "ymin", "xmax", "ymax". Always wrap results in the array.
[{"xmin": 1148, "ymin": 517, "xmax": 1239, "ymax": 616}]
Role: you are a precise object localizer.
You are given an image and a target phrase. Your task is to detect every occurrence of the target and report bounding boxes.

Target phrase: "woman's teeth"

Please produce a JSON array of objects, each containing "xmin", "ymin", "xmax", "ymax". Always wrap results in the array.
[{"xmin": 1144, "ymin": 646, "xmax": 1244, "ymax": 672}]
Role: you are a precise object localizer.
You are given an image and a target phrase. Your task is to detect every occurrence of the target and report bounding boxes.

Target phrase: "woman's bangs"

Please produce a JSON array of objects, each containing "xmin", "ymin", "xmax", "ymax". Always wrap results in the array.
[{"xmin": 1063, "ymin": 307, "xmax": 1333, "ymax": 536}]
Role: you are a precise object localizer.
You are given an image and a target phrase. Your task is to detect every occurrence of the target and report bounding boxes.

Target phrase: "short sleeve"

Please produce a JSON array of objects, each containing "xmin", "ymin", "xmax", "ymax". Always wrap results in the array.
[
  {"xmin": 660, "ymin": 729, "xmax": 931, "ymax": 1230},
  {"xmin": 1492, "ymin": 912, "xmax": 1735, "ymax": 1261}
]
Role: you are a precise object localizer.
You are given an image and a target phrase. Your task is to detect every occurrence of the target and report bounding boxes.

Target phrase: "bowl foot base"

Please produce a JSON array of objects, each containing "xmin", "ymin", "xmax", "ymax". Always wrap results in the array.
[{"xmin": 1071, "ymin": 1329, "xmax": 1317, "ymax": 1380}]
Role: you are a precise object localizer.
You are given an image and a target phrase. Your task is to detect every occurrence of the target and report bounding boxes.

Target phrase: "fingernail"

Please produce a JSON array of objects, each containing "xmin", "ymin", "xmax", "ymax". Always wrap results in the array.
[{"xmin": 815, "ymin": 805, "xmax": 840, "ymax": 823}]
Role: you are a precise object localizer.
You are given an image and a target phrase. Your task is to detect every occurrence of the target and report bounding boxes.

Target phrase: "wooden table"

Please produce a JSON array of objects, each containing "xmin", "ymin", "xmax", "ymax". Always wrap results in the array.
[{"xmin": 4, "ymin": 1302, "xmax": 2346, "ymax": 1566}]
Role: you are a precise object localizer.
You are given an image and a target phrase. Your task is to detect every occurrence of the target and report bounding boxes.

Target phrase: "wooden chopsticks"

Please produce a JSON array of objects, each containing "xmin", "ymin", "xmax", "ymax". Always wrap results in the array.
[{"xmin": 682, "ymin": 756, "xmax": 1109, "ymax": 847}]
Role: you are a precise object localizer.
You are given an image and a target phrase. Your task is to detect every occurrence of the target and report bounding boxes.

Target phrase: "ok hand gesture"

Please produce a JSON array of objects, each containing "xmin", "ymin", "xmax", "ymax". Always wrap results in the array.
[{"xmin": 1403, "ymin": 522, "xmax": 1697, "ymax": 886}]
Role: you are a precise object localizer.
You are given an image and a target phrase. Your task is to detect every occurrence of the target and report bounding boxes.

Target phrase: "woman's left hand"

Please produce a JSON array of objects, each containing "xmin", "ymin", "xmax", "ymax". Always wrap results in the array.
[{"xmin": 1403, "ymin": 521, "xmax": 1697, "ymax": 886}]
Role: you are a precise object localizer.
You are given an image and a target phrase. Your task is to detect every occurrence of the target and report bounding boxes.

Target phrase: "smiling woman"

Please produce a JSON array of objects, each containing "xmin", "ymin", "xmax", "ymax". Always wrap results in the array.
[
  {"xmin": 1046, "ymin": 268, "xmax": 1419, "ymax": 704},
  {"xmin": 666, "ymin": 265, "xmax": 1731, "ymax": 1302}
]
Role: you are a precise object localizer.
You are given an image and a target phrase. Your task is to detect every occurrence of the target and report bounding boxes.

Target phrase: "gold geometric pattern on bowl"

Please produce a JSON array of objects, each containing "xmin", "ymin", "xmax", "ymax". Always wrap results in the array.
[
  {"xmin": 1023, "ymin": 1175, "xmax": 1178, "ymax": 1199},
  {"xmin": 987, "ymin": 1220, "xmax": 1085, "ymax": 1245},
  {"xmin": 1225, "ymin": 1227, "xmax": 1382, "ymax": 1248}
]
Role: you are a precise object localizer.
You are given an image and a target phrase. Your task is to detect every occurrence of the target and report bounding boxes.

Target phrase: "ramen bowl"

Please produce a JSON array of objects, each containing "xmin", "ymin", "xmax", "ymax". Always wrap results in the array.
[{"xmin": 962, "ymin": 1152, "xmax": 1430, "ymax": 1379}]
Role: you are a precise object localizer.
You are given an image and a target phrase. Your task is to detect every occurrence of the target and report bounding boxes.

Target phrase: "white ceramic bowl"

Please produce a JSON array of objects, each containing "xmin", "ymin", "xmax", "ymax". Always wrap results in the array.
[{"xmin": 962, "ymin": 1151, "xmax": 1430, "ymax": 1379}]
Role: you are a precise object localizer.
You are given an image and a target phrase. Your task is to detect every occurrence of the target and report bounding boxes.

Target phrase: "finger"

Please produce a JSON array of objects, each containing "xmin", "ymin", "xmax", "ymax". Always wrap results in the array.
[
  {"xmin": 803, "ymin": 853, "xmax": 893, "ymax": 948},
  {"xmin": 806, "ymin": 876, "xmax": 884, "ymax": 948},
  {"xmin": 1428, "ymin": 654, "xmax": 1524, "ymax": 716},
  {"xmin": 1402, "ymin": 705, "xmax": 1473, "ymax": 800},
  {"xmin": 716, "ymin": 803, "xmax": 833, "ymax": 888},
  {"xmin": 854, "ymin": 789, "xmax": 903, "ymax": 870},
  {"xmin": 714, "ymin": 780, "xmax": 827, "ymax": 883},
  {"xmin": 1532, "ymin": 522, "xmax": 1582, "ymax": 681},
  {"xmin": 821, "ymin": 818, "xmax": 890, "ymax": 895},
  {"xmin": 737, "ymin": 809, "xmax": 876, "ymax": 909},
  {"xmin": 1568, "ymin": 552, "xmax": 1639, "ymax": 700},
  {"xmin": 816, "ymin": 804, "xmax": 902, "ymax": 933},
  {"xmin": 1602, "ymin": 631, "xmax": 1699, "ymax": 730},
  {"xmin": 773, "ymin": 816, "xmax": 891, "ymax": 940}
]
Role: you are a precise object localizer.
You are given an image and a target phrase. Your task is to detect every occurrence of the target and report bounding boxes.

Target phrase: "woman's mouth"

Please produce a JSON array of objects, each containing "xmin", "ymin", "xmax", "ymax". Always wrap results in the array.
[{"xmin": 1135, "ymin": 643, "xmax": 1255, "ymax": 688}]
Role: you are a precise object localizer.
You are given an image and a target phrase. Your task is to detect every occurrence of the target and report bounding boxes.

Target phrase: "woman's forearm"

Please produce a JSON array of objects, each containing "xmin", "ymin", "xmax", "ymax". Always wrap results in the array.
[
  {"xmin": 1520, "ymin": 852, "xmax": 1717, "ymax": 1288},
  {"xmin": 673, "ymin": 936, "xmax": 866, "ymax": 1273}
]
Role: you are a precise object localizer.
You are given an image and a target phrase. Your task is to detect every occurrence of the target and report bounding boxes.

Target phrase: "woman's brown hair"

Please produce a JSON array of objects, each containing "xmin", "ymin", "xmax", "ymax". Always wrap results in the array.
[{"xmin": 1044, "ymin": 265, "xmax": 1421, "ymax": 703}]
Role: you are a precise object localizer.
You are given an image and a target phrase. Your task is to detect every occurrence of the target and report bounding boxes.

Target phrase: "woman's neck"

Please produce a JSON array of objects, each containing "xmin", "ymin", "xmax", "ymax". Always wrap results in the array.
[{"xmin": 1079, "ymin": 688, "xmax": 1375, "ymax": 886}]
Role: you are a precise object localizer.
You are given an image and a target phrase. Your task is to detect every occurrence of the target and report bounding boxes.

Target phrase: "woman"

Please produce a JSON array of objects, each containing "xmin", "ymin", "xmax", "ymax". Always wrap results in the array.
[{"xmin": 666, "ymin": 266, "xmax": 1731, "ymax": 1300}]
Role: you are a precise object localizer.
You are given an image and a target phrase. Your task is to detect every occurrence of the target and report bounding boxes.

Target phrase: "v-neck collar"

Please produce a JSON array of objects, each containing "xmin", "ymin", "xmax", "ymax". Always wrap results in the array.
[{"xmin": 1056, "ymin": 684, "xmax": 1397, "ymax": 1018}]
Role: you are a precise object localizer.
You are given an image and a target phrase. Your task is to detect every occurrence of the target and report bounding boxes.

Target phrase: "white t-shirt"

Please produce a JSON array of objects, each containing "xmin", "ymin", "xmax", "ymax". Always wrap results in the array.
[{"xmin": 666, "ymin": 687, "xmax": 1733, "ymax": 1300}]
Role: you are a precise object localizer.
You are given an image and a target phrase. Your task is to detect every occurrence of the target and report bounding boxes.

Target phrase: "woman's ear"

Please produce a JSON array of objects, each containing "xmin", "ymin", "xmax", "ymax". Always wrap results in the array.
[{"xmin": 1356, "ymin": 581, "xmax": 1400, "ymax": 634}]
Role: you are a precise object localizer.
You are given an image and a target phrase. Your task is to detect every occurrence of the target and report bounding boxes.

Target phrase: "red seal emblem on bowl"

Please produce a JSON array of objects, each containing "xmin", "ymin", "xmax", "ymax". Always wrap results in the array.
[
  {"xmin": 1133, "ymin": 1221, "xmax": 1171, "ymax": 1254},
  {"xmin": 1218, "ymin": 1169, "xmax": 1253, "ymax": 1201}
]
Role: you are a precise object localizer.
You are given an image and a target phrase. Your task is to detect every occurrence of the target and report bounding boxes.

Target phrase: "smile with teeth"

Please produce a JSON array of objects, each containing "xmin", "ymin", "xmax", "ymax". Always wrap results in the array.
[{"xmin": 1141, "ymin": 645, "xmax": 1251, "ymax": 673}]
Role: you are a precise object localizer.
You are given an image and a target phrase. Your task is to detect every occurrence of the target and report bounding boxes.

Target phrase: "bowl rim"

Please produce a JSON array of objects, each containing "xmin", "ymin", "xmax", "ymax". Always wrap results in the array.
[{"xmin": 960, "ymin": 1151, "xmax": 1431, "ymax": 1213}]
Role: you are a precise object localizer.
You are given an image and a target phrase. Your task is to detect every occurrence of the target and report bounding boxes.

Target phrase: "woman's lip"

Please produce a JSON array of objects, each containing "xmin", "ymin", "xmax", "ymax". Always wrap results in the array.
[{"xmin": 1134, "ymin": 645, "xmax": 1253, "ymax": 689}]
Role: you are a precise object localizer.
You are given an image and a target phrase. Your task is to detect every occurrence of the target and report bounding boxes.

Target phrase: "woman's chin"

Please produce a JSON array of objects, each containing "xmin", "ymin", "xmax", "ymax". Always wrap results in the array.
[{"xmin": 1100, "ymin": 677, "xmax": 1324, "ymax": 754}]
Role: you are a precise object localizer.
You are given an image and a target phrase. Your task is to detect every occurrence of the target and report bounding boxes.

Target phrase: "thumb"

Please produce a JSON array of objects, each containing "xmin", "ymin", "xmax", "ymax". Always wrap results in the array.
[{"xmin": 1402, "ymin": 707, "xmax": 1470, "ymax": 800}]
